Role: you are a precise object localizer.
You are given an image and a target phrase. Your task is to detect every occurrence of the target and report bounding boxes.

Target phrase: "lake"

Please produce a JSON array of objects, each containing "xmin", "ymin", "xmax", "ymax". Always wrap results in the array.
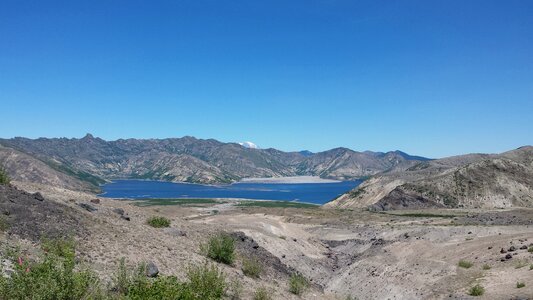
[{"xmin": 99, "ymin": 179, "xmax": 362, "ymax": 205}]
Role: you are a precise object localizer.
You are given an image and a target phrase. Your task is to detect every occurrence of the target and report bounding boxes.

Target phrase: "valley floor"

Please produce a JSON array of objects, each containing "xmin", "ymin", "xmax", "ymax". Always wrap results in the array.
[{"xmin": 3, "ymin": 181, "xmax": 533, "ymax": 299}]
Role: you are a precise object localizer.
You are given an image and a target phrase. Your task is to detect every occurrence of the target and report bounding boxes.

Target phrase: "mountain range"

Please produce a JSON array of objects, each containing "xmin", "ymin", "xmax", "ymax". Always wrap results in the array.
[{"xmin": 0, "ymin": 134, "xmax": 428, "ymax": 192}]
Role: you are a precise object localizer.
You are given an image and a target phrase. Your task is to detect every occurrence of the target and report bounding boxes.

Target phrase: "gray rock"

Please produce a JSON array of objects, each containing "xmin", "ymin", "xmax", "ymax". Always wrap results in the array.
[
  {"xmin": 509, "ymin": 246, "xmax": 516, "ymax": 252},
  {"xmin": 33, "ymin": 192, "xmax": 45, "ymax": 201},
  {"xmin": 78, "ymin": 203, "xmax": 97, "ymax": 212},
  {"xmin": 120, "ymin": 215, "xmax": 130, "ymax": 221},
  {"xmin": 505, "ymin": 253, "xmax": 513, "ymax": 260},
  {"xmin": 112, "ymin": 208, "xmax": 125, "ymax": 215},
  {"xmin": 145, "ymin": 262, "xmax": 159, "ymax": 277},
  {"xmin": 90, "ymin": 198, "xmax": 100, "ymax": 204}
]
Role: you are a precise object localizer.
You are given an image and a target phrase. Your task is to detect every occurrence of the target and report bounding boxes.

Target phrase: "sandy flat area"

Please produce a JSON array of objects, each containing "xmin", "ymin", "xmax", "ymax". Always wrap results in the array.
[{"xmin": 239, "ymin": 176, "xmax": 341, "ymax": 184}]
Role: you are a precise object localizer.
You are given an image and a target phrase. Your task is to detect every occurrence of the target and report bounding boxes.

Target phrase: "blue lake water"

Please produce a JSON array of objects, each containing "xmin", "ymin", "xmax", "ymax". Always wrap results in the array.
[{"xmin": 99, "ymin": 179, "xmax": 362, "ymax": 205}]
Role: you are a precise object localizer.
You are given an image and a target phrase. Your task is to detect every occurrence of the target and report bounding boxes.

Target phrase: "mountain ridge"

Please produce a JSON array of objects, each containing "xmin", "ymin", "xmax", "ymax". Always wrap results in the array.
[
  {"xmin": 327, "ymin": 146, "xmax": 533, "ymax": 210},
  {"xmin": 0, "ymin": 134, "xmax": 428, "ymax": 189}
]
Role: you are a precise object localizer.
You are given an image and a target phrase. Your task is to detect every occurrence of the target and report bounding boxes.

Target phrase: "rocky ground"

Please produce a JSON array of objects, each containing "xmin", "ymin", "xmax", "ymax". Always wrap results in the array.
[{"xmin": 2, "ymin": 182, "xmax": 533, "ymax": 299}]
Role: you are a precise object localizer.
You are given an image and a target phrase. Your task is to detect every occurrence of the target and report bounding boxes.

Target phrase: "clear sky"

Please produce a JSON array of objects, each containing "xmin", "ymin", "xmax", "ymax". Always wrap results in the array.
[{"xmin": 1, "ymin": 1, "xmax": 532, "ymax": 158}]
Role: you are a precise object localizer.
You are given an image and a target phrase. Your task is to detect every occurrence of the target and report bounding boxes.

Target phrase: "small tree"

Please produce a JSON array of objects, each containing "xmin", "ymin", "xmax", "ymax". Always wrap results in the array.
[{"xmin": 0, "ymin": 166, "xmax": 10, "ymax": 185}]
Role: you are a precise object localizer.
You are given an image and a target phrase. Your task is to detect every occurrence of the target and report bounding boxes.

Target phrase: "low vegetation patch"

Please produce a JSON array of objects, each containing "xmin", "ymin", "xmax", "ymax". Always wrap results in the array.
[
  {"xmin": 0, "ymin": 166, "xmax": 10, "ymax": 185},
  {"xmin": 134, "ymin": 198, "xmax": 221, "ymax": 207},
  {"xmin": 147, "ymin": 216, "xmax": 171, "ymax": 228},
  {"xmin": 482, "ymin": 264, "xmax": 491, "ymax": 270},
  {"xmin": 202, "ymin": 232, "xmax": 235, "ymax": 265},
  {"xmin": 458, "ymin": 260, "xmax": 473, "ymax": 269},
  {"xmin": 387, "ymin": 212, "xmax": 458, "ymax": 218},
  {"xmin": 528, "ymin": 246, "xmax": 533, "ymax": 253},
  {"xmin": 516, "ymin": 281, "xmax": 525, "ymax": 288},
  {"xmin": 514, "ymin": 259, "xmax": 528, "ymax": 269},
  {"xmin": 289, "ymin": 273, "xmax": 309, "ymax": 295},
  {"xmin": 0, "ymin": 238, "xmax": 102, "ymax": 300},
  {"xmin": 0, "ymin": 217, "xmax": 8, "ymax": 232},
  {"xmin": 254, "ymin": 287, "xmax": 271, "ymax": 300},
  {"xmin": 236, "ymin": 201, "xmax": 318, "ymax": 209},
  {"xmin": 469, "ymin": 284, "xmax": 485, "ymax": 296},
  {"xmin": 241, "ymin": 256, "xmax": 262, "ymax": 278}
]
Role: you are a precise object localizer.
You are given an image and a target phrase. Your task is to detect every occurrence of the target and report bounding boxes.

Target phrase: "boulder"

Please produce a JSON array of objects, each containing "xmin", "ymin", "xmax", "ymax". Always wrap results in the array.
[
  {"xmin": 90, "ymin": 199, "xmax": 100, "ymax": 204},
  {"xmin": 78, "ymin": 203, "xmax": 97, "ymax": 212},
  {"xmin": 112, "ymin": 208, "xmax": 125, "ymax": 216},
  {"xmin": 145, "ymin": 262, "xmax": 159, "ymax": 277},
  {"xmin": 33, "ymin": 192, "xmax": 45, "ymax": 201}
]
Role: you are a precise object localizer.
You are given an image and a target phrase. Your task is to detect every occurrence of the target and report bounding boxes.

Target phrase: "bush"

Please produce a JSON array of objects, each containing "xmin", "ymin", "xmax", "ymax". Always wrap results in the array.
[
  {"xmin": 202, "ymin": 233, "xmax": 235, "ymax": 265},
  {"xmin": 147, "ymin": 216, "xmax": 171, "ymax": 228},
  {"xmin": 289, "ymin": 273, "xmax": 308, "ymax": 295},
  {"xmin": 517, "ymin": 282, "xmax": 525, "ymax": 288},
  {"xmin": 469, "ymin": 284, "xmax": 485, "ymax": 296},
  {"xmin": 458, "ymin": 260, "xmax": 473, "ymax": 269},
  {"xmin": 0, "ymin": 239, "xmax": 103, "ymax": 300},
  {"xmin": 0, "ymin": 166, "xmax": 9, "ymax": 185},
  {"xmin": 254, "ymin": 286, "xmax": 271, "ymax": 300},
  {"xmin": 528, "ymin": 246, "xmax": 533, "ymax": 253},
  {"xmin": 242, "ymin": 256, "xmax": 262, "ymax": 278},
  {"xmin": 111, "ymin": 259, "xmax": 226, "ymax": 299},
  {"xmin": 186, "ymin": 262, "xmax": 226, "ymax": 299},
  {"xmin": 482, "ymin": 264, "xmax": 491, "ymax": 270}
]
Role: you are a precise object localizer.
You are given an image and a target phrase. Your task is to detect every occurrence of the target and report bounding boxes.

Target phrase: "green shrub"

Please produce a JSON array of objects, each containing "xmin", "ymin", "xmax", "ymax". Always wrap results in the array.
[
  {"xmin": 0, "ymin": 166, "xmax": 9, "ymax": 185},
  {"xmin": 469, "ymin": 284, "xmax": 485, "ymax": 296},
  {"xmin": 0, "ymin": 217, "xmax": 8, "ymax": 232},
  {"xmin": 186, "ymin": 262, "xmax": 226, "ymax": 299},
  {"xmin": 0, "ymin": 239, "xmax": 103, "ymax": 300},
  {"xmin": 528, "ymin": 246, "xmax": 533, "ymax": 253},
  {"xmin": 482, "ymin": 264, "xmax": 491, "ymax": 270},
  {"xmin": 289, "ymin": 273, "xmax": 308, "ymax": 295},
  {"xmin": 242, "ymin": 256, "xmax": 262, "ymax": 278},
  {"xmin": 458, "ymin": 260, "xmax": 473, "ymax": 269},
  {"xmin": 202, "ymin": 233, "xmax": 235, "ymax": 265},
  {"xmin": 112, "ymin": 259, "xmax": 226, "ymax": 299},
  {"xmin": 517, "ymin": 281, "xmax": 525, "ymax": 288},
  {"xmin": 147, "ymin": 216, "xmax": 171, "ymax": 228},
  {"xmin": 254, "ymin": 286, "xmax": 271, "ymax": 300},
  {"xmin": 530, "ymin": 264, "xmax": 533, "ymax": 270}
]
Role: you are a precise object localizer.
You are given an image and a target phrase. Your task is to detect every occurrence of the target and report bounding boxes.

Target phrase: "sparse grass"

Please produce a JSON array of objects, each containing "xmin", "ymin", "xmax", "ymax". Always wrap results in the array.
[
  {"xmin": 387, "ymin": 212, "xmax": 458, "ymax": 218},
  {"xmin": 0, "ymin": 166, "xmax": 9, "ymax": 185},
  {"xmin": 528, "ymin": 246, "xmax": 533, "ymax": 253},
  {"xmin": 530, "ymin": 264, "xmax": 533, "ymax": 270},
  {"xmin": 469, "ymin": 284, "xmax": 485, "ymax": 296},
  {"xmin": 236, "ymin": 201, "xmax": 318, "ymax": 209},
  {"xmin": 147, "ymin": 216, "xmax": 171, "ymax": 228},
  {"xmin": 228, "ymin": 279, "xmax": 243, "ymax": 300},
  {"xmin": 279, "ymin": 235, "xmax": 287, "ymax": 240},
  {"xmin": 254, "ymin": 286, "xmax": 271, "ymax": 300},
  {"xmin": 242, "ymin": 256, "xmax": 262, "ymax": 278},
  {"xmin": 482, "ymin": 264, "xmax": 491, "ymax": 270},
  {"xmin": 202, "ymin": 232, "xmax": 235, "ymax": 265},
  {"xmin": 514, "ymin": 259, "xmax": 528, "ymax": 269},
  {"xmin": 516, "ymin": 281, "xmax": 525, "ymax": 288},
  {"xmin": 134, "ymin": 198, "xmax": 222, "ymax": 207},
  {"xmin": 458, "ymin": 260, "xmax": 473, "ymax": 269},
  {"xmin": 289, "ymin": 273, "xmax": 308, "ymax": 295},
  {"xmin": 0, "ymin": 217, "xmax": 8, "ymax": 232}
]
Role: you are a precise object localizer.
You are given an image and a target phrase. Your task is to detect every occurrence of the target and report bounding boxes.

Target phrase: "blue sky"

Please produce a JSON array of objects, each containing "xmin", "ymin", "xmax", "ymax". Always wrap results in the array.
[{"xmin": 1, "ymin": 1, "xmax": 532, "ymax": 158}]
